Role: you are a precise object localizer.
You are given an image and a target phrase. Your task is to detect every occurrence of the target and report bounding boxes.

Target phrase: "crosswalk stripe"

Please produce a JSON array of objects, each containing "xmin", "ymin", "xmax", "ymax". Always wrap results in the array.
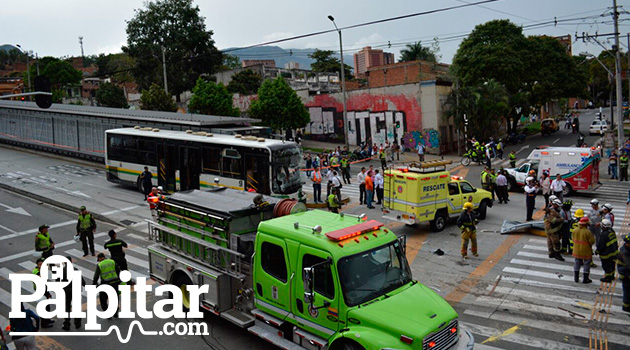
[
  {"xmin": 93, "ymin": 244, "xmax": 149, "ymax": 268},
  {"xmin": 502, "ymin": 267, "xmax": 621, "ymax": 290},
  {"xmin": 463, "ymin": 309, "xmax": 630, "ymax": 346},
  {"xmin": 488, "ymin": 285, "xmax": 626, "ymax": 314},
  {"xmin": 500, "ymin": 276, "xmax": 622, "ymax": 296},
  {"xmin": 462, "ymin": 321, "xmax": 590, "ymax": 350},
  {"xmin": 65, "ymin": 249, "xmax": 146, "ymax": 281},
  {"xmin": 510, "ymin": 258, "xmax": 604, "ymax": 276},
  {"xmin": 522, "ymin": 244, "xmax": 547, "ymax": 251},
  {"xmin": 474, "ymin": 296, "xmax": 628, "ymax": 325}
]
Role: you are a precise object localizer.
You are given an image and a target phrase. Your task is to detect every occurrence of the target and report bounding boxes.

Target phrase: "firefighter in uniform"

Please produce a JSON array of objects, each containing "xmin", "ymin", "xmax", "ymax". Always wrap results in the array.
[
  {"xmin": 545, "ymin": 199, "xmax": 564, "ymax": 261},
  {"xmin": 597, "ymin": 219, "xmax": 618, "ymax": 282},
  {"xmin": 35, "ymin": 224, "xmax": 54, "ymax": 259},
  {"xmin": 572, "ymin": 216, "xmax": 595, "ymax": 284},
  {"xmin": 617, "ymin": 234, "xmax": 630, "ymax": 312},
  {"xmin": 93, "ymin": 253, "xmax": 121, "ymax": 317},
  {"xmin": 76, "ymin": 206, "xmax": 96, "ymax": 257},
  {"xmin": 620, "ymin": 153, "xmax": 629, "ymax": 182},
  {"xmin": 457, "ymin": 202, "xmax": 478, "ymax": 259},
  {"xmin": 569, "ymin": 208, "xmax": 585, "ymax": 254},
  {"xmin": 509, "ymin": 150, "xmax": 517, "ymax": 168},
  {"xmin": 559, "ymin": 200, "xmax": 573, "ymax": 254}
]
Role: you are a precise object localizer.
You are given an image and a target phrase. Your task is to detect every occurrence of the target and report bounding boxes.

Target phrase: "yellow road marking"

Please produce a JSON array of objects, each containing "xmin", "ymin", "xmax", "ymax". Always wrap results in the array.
[
  {"xmin": 455, "ymin": 168, "xmax": 470, "ymax": 178},
  {"xmin": 445, "ymin": 234, "xmax": 523, "ymax": 305},
  {"xmin": 405, "ymin": 231, "xmax": 428, "ymax": 263},
  {"xmin": 481, "ymin": 321, "xmax": 526, "ymax": 344}
]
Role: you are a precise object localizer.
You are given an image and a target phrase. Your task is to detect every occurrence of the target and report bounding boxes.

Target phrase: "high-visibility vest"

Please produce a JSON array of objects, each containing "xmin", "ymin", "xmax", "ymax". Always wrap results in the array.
[
  {"xmin": 509, "ymin": 153, "xmax": 516, "ymax": 161},
  {"xmin": 36, "ymin": 232, "xmax": 51, "ymax": 250},
  {"xmin": 620, "ymin": 156, "xmax": 629, "ymax": 168},
  {"xmin": 98, "ymin": 259, "xmax": 119, "ymax": 284},
  {"xmin": 379, "ymin": 151, "xmax": 386, "ymax": 160},
  {"xmin": 78, "ymin": 213, "xmax": 92, "ymax": 230},
  {"xmin": 340, "ymin": 159, "xmax": 349, "ymax": 168},
  {"xmin": 328, "ymin": 194, "xmax": 339, "ymax": 208},
  {"xmin": 480, "ymin": 171, "xmax": 487, "ymax": 185},
  {"xmin": 497, "ymin": 142, "xmax": 502, "ymax": 150},
  {"xmin": 312, "ymin": 171, "xmax": 322, "ymax": 184},
  {"xmin": 599, "ymin": 229, "xmax": 619, "ymax": 260}
]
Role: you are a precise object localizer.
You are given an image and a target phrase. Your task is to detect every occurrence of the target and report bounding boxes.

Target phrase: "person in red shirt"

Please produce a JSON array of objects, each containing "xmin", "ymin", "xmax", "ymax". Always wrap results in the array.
[{"xmin": 365, "ymin": 171, "xmax": 375, "ymax": 209}]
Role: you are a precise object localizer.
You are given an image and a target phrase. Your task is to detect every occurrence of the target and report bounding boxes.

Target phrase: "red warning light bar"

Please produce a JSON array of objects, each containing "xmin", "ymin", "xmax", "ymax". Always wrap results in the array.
[{"xmin": 325, "ymin": 220, "xmax": 384, "ymax": 242}]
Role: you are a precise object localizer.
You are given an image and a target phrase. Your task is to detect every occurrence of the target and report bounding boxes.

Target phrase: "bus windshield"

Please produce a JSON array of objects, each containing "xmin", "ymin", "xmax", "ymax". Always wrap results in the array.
[
  {"xmin": 271, "ymin": 146, "xmax": 302, "ymax": 194},
  {"xmin": 337, "ymin": 240, "xmax": 412, "ymax": 307}
]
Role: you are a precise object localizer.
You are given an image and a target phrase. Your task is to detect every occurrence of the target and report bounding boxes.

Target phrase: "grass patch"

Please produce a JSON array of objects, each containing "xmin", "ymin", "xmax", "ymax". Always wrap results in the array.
[{"xmin": 523, "ymin": 121, "xmax": 541, "ymax": 135}]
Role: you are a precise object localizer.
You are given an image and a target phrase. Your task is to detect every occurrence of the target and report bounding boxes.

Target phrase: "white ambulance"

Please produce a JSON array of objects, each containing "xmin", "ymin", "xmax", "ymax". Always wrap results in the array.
[{"xmin": 505, "ymin": 147, "xmax": 601, "ymax": 195}]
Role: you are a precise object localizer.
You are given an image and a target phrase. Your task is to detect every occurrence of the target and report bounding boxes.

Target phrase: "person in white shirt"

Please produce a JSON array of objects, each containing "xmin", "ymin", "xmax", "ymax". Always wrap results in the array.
[
  {"xmin": 495, "ymin": 170, "xmax": 509, "ymax": 204},
  {"xmin": 550, "ymin": 174, "xmax": 566, "ymax": 201},
  {"xmin": 331, "ymin": 170, "xmax": 342, "ymax": 197},
  {"xmin": 357, "ymin": 167, "xmax": 366, "ymax": 205},
  {"xmin": 374, "ymin": 169, "xmax": 384, "ymax": 205},
  {"xmin": 416, "ymin": 143, "xmax": 425, "ymax": 162},
  {"xmin": 524, "ymin": 177, "xmax": 539, "ymax": 221},
  {"xmin": 326, "ymin": 168, "xmax": 335, "ymax": 197}
]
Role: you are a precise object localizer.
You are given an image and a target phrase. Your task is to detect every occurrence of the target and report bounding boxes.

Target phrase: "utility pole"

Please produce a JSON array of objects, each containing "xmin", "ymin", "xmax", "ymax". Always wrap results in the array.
[
  {"xmin": 328, "ymin": 15, "xmax": 349, "ymax": 150},
  {"xmin": 627, "ymin": 33, "xmax": 629, "ymax": 114},
  {"xmin": 78, "ymin": 36, "xmax": 85, "ymax": 64},
  {"xmin": 161, "ymin": 46, "xmax": 168, "ymax": 94},
  {"xmin": 613, "ymin": 0, "xmax": 624, "ymax": 152}
]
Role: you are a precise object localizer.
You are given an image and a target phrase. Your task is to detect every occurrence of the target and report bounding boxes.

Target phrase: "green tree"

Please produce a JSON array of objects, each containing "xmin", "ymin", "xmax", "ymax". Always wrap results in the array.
[
  {"xmin": 96, "ymin": 82, "xmax": 129, "ymax": 108},
  {"xmin": 220, "ymin": 54, "xmax": 241, "ymax": 71},
  {"xmin": 188, "ymin": 78, "xmax": 239, "ymax": 116},
  {"xmin": 140, "ymin": 83, "xmax": 177, "ymax": 112},
  {"xmin": 26, "ymin": 56, "xmax": 82, "ymax": 102},
  {"xmin": 249, "ymin": 76, "xmax": 309, "ymax": 131},
  {"xmin": 227, "ymin": 69, "xmax": 262, "ymax": 95},
  {"xmin": 308, "ymin": 49, "xmax": 353, "ymax": 79},
  {"xmin": 124, "ymin": 0, "xmax": 222, "ymax": 101},
  {"xmin": 95, "ymin": 53, "xmax": 135, "ymax": 82},
  {"xmin": 399, "ymin": 41, "xmax": 437, "ymax": 63}
]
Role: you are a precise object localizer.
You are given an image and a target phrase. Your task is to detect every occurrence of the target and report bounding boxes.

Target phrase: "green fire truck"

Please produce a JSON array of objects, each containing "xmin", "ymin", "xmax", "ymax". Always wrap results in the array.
[{"xmin": 147, "ymin": 188, "xmax": 474, "ymax": 350}]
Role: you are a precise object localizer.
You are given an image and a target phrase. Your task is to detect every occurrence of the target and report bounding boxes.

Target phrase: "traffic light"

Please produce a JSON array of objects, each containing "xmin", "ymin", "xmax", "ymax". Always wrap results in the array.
[
  {"xmin": 34, "ymin": 75, "xmax": 52, "ymax": 109},
  {"xmin": 395, "ymin": 121, "xmax": 400, "ymax": 128}
]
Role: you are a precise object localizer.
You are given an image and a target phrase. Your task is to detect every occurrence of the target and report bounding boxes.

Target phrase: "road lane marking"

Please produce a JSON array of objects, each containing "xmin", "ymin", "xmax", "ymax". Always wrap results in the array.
[
  {"xmin": 499, "ymin": 276, "xmax": 621, "ymax": 296},
  {"xmin": 464, "ymin": 322, "xmax": 589, "ymax": 350},
  {"xmin": 553, "ymin": 138, "xmax": 560, "ymax": 144},
  {"xmin": 445, "ymin": 234, "xmax": 522, "ymax": 305},
  {"xmin": 480, "ymin": 321, "xmax": 525, "ymax": 344},
  {"xmin": 0, "ymin": 224, "xmax": 17, "ymax": 234},
  {"xmin": 0, "ymin": 220, "xmax": 76, "ymax": 241},
  {"xmin": 0, "ymin": 231, "xmax": 113, "ymax": 263}
]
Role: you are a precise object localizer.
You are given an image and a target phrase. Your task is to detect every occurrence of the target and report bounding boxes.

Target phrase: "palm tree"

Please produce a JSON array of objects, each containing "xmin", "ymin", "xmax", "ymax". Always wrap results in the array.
[{"xmin": 399, "ymin": 42, "xmax": 436, "ymax": 63}]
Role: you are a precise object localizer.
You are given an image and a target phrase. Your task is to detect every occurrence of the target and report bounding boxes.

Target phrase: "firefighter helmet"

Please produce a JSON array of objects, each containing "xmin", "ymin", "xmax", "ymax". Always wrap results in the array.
[
  {"xmin": 574, "ymin": 208, "xmax": 585, "ymax": 218},
  {"xmin": 602, "ymin": 203, "xmax": 613, "ymax": 211},
  {"xmin": 579, "ymin": 216, "xmax": 590, "ymax": 225},
  {"xmin": 590, "ymin": 198, "xmax": 599, "ymax": 205},
  {"xmin": 601, "ymin": 219, "xmax": 612, "ymax": 228},
  {"xmin": 463, "ymin": 202, "xmax": 474, "ymax": 210},
  {"xmin": 623, "ymin": 235, "xmax": 630, "ymax": 244}
]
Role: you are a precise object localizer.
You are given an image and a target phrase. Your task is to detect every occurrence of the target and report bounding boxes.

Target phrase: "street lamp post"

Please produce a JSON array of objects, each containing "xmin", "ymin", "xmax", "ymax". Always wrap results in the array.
[
  {"xmin": 580, "ymin": 52, "xmax": 615, "ymax": 126},
  {"xmin": 15, "ymin": 44, "xmax": 31, "ymax": 96},
  {"xmin": 328, "ymin": 15, "xmax": 349, "ymax": 150}
]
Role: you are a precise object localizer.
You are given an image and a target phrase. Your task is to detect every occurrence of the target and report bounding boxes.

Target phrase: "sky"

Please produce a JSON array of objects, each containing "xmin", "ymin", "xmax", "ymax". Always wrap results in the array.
[{"xmin": 2, "ymin": 0, "xmax": 628, "ymax": 64}]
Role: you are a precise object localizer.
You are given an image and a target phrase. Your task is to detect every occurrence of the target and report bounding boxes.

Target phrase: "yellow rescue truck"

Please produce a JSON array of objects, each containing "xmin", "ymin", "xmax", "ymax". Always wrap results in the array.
[{"xmin": 382, "ymin": 160, "xmax": 493, "ymax": 231}]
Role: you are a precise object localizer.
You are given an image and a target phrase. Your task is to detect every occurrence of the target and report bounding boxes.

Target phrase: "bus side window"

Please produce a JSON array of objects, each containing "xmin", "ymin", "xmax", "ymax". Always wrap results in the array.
[
  {"xmin": 202, "ymin": 148, "xmax": 221, "ymax": 175},
  {"xmin": 223, "ymin": 151, "xmax": 242, "ymax": 177}
]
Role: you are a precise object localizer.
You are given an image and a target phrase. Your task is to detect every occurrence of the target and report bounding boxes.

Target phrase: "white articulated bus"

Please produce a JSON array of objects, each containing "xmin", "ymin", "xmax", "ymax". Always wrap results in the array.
[{"xmin": 105, "ymin": 127, "xmax": 302, "ymax": 195}]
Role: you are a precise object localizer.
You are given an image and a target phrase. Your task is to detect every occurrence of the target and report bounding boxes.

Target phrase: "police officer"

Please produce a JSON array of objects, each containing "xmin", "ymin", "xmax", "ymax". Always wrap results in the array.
[
  {"xmin": 620, "ymin": 151, "xmax": 629, "ymax": 182},
  {"xmin": 340, "ymin": 155, "xmax": 351, "ymax": 184},
  {"xmin": 545, "ymin": 199, "xmax": 564, "ymax": 261},
  {"xmin": 617, "ymin": 234, "xmax": 630, "ymax": 312},
  {"xmin": 480, "ymin": 167, "xmax": 489, "ymax": 191},
  {"xmin": 379, "ymin": 148, "xmax": 387, "ymax": 171},
  {"xmin": 488, "ymin": 168, "xmax": 497, "ymax": 201},
  {"xmin": 509, "ymin": 150, "xmax": 517, "ymax": 168},
  {"xmin": 62, "ymin": 256, "xmax": 85, "ymax": 331},
  {"xmin": 524, "ymin": 177, "xmax": 538, "ymax": 221},
  {"xmin": 104, "ymin": 230, "xmax": 129, "ymax": 272},
  {"xmin": 572, "ymin": 216, "xmax": 595, "ymax": 284},
  {"xmin": 33, "ymin": 257, "xmax": 54, "ymax": 328},
  {"xmin": 35, "ymin": 225, "xmax": 54, "ymax": 259},
  {"xmin": 457, "ymin": 202, "xmax": 478, "ymax": 259},
  {"xmin": 77, "ymin": 206, "xmax": 96, "ymax": 257},
  {"xmin": 93, "ymin": 253, "xmax": 121, "ymax": 317},
  {"xmin": 327, "ymin": 188, "xmax": 342, "ymax": 214},
  {"xmin": 597, "ymin": 219, "xmax": 618, "ymax": 283}
]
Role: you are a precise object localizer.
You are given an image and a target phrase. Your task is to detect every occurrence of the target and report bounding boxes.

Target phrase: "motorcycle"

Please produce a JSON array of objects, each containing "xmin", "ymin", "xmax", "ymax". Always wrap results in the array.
[
  {"xmin": 461, "ymin": 148, "xmax": 484, "ymax": 166},
  {"xmin": 349, "ymin": 144, "xmax": 371, "ymax": 162},
  {"xmin": 506, "ymin": 132, "xmax": 526, "ymax": 145},
  {"xmin": 577, "ymin": 133, "xmax": 585, "ymax": 147}
]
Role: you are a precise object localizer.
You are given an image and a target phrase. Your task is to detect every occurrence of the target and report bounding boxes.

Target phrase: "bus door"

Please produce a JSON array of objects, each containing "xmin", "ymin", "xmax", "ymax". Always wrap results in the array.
[
  {"xmin": 244, "ymin": 153, "xmax": 270, "ymax": 194},
  {"xmin": 157, "ymin": 144, "xmax": 177, "ymax": 193},
  {"xmin": 179, "ymin": 146, "xmax": 200, "ymax": 190}
]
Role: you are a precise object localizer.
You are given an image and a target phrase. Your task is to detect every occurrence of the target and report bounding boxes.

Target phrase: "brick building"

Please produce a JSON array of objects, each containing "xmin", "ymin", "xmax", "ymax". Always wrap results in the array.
[
  {"xmin": 353, "ymin": 46, "xmax": 395, "ymax": 79},
  {"xmin": 242, "ymin": 59, "xmax": 276, "ymax": 68},
  {"xmin": 366, "ymin": 60, "xmax": 450, "ymax": 88}
]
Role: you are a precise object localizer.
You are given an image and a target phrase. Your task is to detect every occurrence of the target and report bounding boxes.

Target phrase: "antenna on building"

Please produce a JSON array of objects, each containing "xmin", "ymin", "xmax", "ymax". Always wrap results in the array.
[{"xmin": 79, "ymin": 36, "xmax": 85, "ymax": 60}]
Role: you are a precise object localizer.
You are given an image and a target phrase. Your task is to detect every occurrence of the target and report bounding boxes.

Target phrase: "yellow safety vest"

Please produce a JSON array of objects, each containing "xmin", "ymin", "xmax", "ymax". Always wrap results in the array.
[
  {"xmin": 36, "ymin": 232, "xmax": 51, "ymax": 250},
  {"xmin": 328, "ymin": 194, "xmax": 339, "ymax": 208},
  {"xmin": 98, "ymin": 259, "xmax": 119, "ymax": 284},
  {"xmin": 78, "ymin": 213, "xmax": 92, "ymax": 230}
]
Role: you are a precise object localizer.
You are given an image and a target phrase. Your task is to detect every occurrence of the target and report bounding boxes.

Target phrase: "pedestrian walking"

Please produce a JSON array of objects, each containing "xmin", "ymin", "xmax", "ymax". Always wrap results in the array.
[
  {"xmin": 340, "ymin": 155, "xmax": 351, "ymax": 184},
  {"xmin": 35, "ymin": 224, "xmax": 54, "ymax": 259},
  {"xmin": 559, "ymin": 200, "xmax": 573, "ymax": 254},
  {"xmin": 374, "ymin": 169, "xmax": 384, "ymax": 205},
  {"xmin": 509, "ymin": 150, "xmax": 517, "ymax": 168},
  {"xmin": 147, "ymin": 187, "xmax": 160, "ymax": 219},
  {"xmin": 609, "ymin": 150, "xmax": 618, "ymax": 179},
  {"xmin": 416, "ymin": 142, "xmax": 425, "ymax": 162},
  {"xmin": 495, "ymin": 170, "xmax": 508, "ymax": 203},
  {"xmin": 327, "ymin": 188, "xmax": 342, "ymax": 214},
  {"xmin": 620, "ymin": 152, "xmax": 629, "ymax": 181},
  {"xmin": 540, "ymin": 172, "xmax": 551, "ymax": 209},
  {"xmin": 524, "ymin": 177, "xmax": 538, "ymax": 221},
  {"xmin": 76, "ymin": 206, "xmax": 96, "ymax": 257},
  {"xmin": 139, "ymin": 166, "xmax": 153, "ymax": 200},
  {"xmin": 550, "ymin": 174, "xmax": 566, "ymax": 202},
  {"xmin": 572, "ymin": 216, "xmax": 595, "ymax": 284},
  {"xmin": 616, "ymin": 234, "xmax": 630, "ymax": 312},
  {"xmin": 357, "ymin": 167, "xmax": 366, "ymax": 205},
  {"xmin": 545, "ymin": 199, "xmax": 565, "ymax": 261},
  {"xmin": 62, "ymin": 256, "xmax": 85, "ymax": 331},
  {"xmin": 104, "ymin": 230, "xmax": 129, "ymax": 272},
  {"xmin": 457, "ymin": 202, "xmax": 478, "ymax": 259},
  {"xmin": 365, "ymin": 171, "xmax": 375, "ymax": 209},
  {"xmin": 597, "ymin": 219, "xmax": 618, "ymax": 282},
  {"xmin": 93, "ymin": 253, "xmax": 121, "ymax": 317},
  {"xmin": 311, "ymin": 166, "xmax": 322, "ymax": 203},
  {"xmin": 9, "ymin": 303, "xmax": 40, "ymax": 349}
]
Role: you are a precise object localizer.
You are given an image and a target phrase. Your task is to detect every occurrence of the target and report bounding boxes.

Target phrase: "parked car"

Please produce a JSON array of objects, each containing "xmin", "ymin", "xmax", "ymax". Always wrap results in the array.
[
  {"xmin": 541, "ymin": 118, "xmax": 560, "ymax": 135},
  {"xmin": 589, "ymin": 119, "xmax": 608, "ymax": 135}
]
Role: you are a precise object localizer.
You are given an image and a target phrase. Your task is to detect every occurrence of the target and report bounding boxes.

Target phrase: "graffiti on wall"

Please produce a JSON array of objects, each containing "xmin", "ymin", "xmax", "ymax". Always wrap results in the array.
[
  {"xmin": 402, "ymin": 129, "xmax": 440, "ymax": 150},
  {"xmin": 306, "ymin": 107, "xmax": 407, "ymax": 146},
  {"xmin": 233, "ymin": 94, "xmax": 256, "ymax": 112}
]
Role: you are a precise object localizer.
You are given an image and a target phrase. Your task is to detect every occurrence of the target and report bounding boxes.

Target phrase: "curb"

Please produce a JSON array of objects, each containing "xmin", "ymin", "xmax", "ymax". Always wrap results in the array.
[{"xmin": 0, "ymin": 182, "xmax": 121, "ymax": 227}]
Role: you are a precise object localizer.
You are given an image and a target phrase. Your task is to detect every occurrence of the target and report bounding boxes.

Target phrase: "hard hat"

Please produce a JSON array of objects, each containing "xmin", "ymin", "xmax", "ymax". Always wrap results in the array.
[
  {"xmin": 526, "ymin": 176, "xmax": 534, "ymax": 183},
  {"xmin": 73, "ymin": 234, "xmax": 80, "ymax": 243},
  {"xmin": 157, "ymin": 186, "xmax": 163, "ymax": 191},
  {"xmin": 579, "ymin": 216, "xmax": 590, "ymax": 225},
  {"xmin": 601, "ymin": 219, "xmax": 612, "ymax": 228},
  {"xmin": 562, "ymin": 199, "xmax": 573, "ymax": 206},
  {"xmin": 529, "ymin": 170, "xmax": 536, "ymax": 175},
  {"xmin": 549, "ymin": 195, "xmax": 558, "ymax": 202},
  {"xmin": 590, "ymin": 199, "xmax": 599, "ymax": 205},
  {"xmin": 623, "ymin": 234, "xmax": 630, "ymax": 244},
  {"xmin": 574, "ymin": 208, "xmax": 584, "ymax": 218},
  {"xmin": 552, "ymin": 199, "xmax": 562, "ymax": 206},
  {"xmin": 463, "ymin": 202, "xmax": 473, "ymax": 210},
  {"xmin": 602, "ymin": 203, "xmax": 613, "ymax": 211}
]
